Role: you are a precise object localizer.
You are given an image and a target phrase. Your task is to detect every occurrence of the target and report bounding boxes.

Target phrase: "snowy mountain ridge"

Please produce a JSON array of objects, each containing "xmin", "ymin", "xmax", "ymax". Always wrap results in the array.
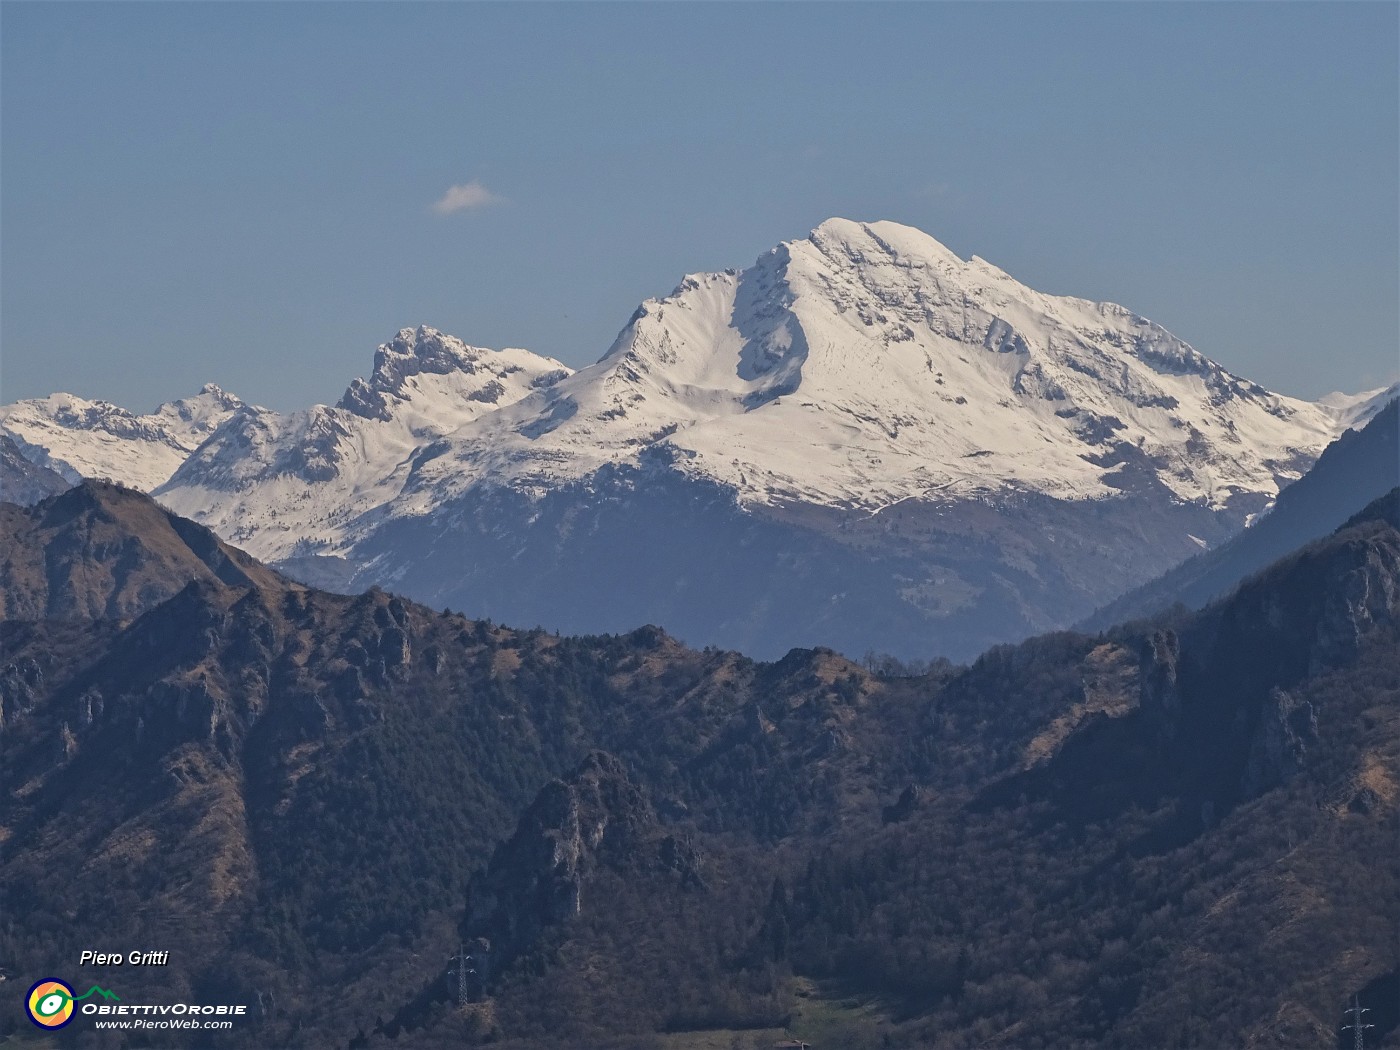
[
  {"xmin": 6, "ymin": 217, "xmax": 1394, "ymax": 659},
  {"xmin": 1317, "ymin": 382, "xmax": 1398, "ymax": 428},
  {"xmin": 0, "ymin": 384, "xmax": 245, "ymax": 492},
  {"xmin": 150, "ymin": 327, "xmax": 572, "ymax": 552},
  {"xmin": 383, "ymin": 219, "xmax": 1371, "ymax": 534}
]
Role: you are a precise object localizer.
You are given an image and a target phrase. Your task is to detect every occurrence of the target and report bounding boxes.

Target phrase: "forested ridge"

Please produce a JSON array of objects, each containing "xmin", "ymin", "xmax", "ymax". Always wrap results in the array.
[{"xmin": 1, "ymin": 484, "xmax": 1397, "ymax": 1048}]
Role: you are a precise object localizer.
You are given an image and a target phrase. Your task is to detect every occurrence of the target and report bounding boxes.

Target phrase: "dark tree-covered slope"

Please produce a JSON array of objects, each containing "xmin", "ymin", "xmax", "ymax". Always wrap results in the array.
[
  {"xmin": 1, "ymin": 488, "xmax": 1396, "ymax": 1049},
  {"xmin": 0, "ymin": 491, "xmax": 897, "ymax": 1048}
]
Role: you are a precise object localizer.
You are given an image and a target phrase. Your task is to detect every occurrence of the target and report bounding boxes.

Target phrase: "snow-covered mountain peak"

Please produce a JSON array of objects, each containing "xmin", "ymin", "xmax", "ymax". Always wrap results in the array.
[
  {"xmin": 338, "ymin": 324, "xmax": 570, "ymax": 423},
  {"xmin": 154, "ymin": 327, "xmax": 576, "ymax": 557},
  {"xmin": 362, "ymin": 326, "xmax": 501, "ymax": 396},
  {"xmin": 387, "ymin": 218, "xmax": 1359, "ymax": 521},
  {"xmin": 805, "ymin": 217, "xmax": 965, "ymax": 273},
  {"xmin": 5, "ymin": 220, "xmax": 1382, "ymax": 573},
  {"xmin": 152, "ymin": 384, "xmax": 247, "ymax": 438}
]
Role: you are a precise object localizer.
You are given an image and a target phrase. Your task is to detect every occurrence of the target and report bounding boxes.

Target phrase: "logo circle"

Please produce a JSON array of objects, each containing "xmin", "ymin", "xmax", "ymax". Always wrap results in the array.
[{"xmin": 27, "ymin": 979, "xmax": 76, "ymax": 1029}]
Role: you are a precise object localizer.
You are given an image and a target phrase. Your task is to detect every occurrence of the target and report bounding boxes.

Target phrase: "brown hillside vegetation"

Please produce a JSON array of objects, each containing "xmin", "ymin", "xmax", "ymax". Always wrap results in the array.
[
  {"xmin": 0, "ymin": 480, "xmax": 286, "ymax": 620},
  {"xmin": 0, "ymin": 488, "xmax": 1396, "ymax": 1048}
]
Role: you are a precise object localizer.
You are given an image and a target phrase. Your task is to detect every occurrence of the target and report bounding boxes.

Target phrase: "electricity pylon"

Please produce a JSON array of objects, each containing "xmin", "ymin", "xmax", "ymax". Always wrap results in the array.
[
  {"xmin": 1342, "ymin": 994, "xmax": 1372, "ymax": 1050},
  {"xmin": 448, "ymin": 943, "xmax": 473, "ymax": 1008}
]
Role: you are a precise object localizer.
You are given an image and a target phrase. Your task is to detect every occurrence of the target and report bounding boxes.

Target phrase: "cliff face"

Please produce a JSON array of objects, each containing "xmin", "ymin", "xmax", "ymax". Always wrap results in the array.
[
  {"xmin": 1127, "ymin": 492, "xmax": 1400, "ymax": 811},
  {"xmin": 1241, "ymin": 687, "xmax": 1318, "ymax": 797},
  {"xmin": 464, "ymin": 751, "xmax": 702, "ymax": 976}
]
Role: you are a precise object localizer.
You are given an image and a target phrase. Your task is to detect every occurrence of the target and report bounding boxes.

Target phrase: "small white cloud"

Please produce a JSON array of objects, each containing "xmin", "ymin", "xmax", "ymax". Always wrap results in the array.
[{"xmin": 432, "ymin": 181, "xmax": 503, "ymax": 215}]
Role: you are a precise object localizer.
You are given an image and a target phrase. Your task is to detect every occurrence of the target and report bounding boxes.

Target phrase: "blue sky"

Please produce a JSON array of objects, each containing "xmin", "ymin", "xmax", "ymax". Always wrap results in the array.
[{"xmin": 3, "ymin": 2, "xmax": 1396, "ymax": 412}]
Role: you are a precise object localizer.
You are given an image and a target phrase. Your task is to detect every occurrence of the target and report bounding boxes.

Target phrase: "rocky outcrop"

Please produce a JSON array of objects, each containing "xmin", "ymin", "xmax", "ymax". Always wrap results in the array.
[
  {"xmin": 337, "ymin": 326, "xmax": 568, "ymax": 422},
  {"xmin": 1127, "ymin": 494, "xmax": 1400, "ymax": 810},
  {"xmin": 882, "ymin": 784, "xmax": 926, "ymax": 824},
  {"xmin": 463, "ymin": 751, "xmax": 702, "ymax": 976},
  {"xmin": 1241, "ymin": 688, "xmax": 1318, "ymax": 797},
  {"xmin": 0, "ymin": 655, "xmax": 46, "ymax": 732},
  {"xmin": 1310, "ymin": 544, "xmax": 1400, "ymax": 673},
  {"xmin": 1138, "ymin": 629, "xmax": 1182, "ymax": 747},
  {"xmin": 340, "ymin": 590, "xmax": 415, "ymax": 683}
]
